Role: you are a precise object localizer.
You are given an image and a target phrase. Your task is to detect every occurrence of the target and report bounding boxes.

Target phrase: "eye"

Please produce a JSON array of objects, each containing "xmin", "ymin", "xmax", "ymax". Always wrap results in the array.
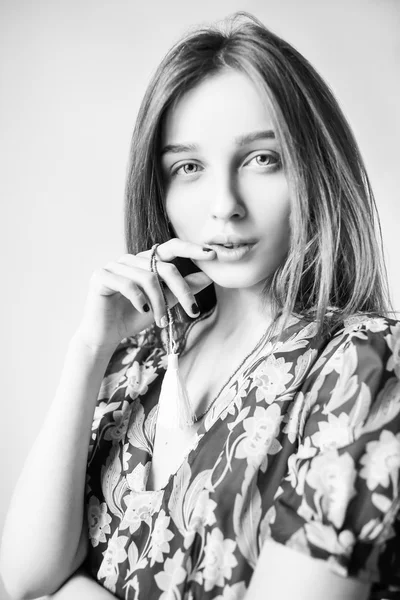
[
  {"xmin": 245, "ymin": 153, "xmax": 281, "ymax": 170},
  {"xmin": 171, "ymin": 162, "xmax": 202, "ymax": 177}
]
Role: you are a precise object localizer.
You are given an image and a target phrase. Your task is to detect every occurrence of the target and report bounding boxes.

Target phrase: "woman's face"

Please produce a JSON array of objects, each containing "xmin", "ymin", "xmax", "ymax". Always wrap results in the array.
[{"xmin": 160, "ymin": 69, "xmax": 291, "ymax": 290}]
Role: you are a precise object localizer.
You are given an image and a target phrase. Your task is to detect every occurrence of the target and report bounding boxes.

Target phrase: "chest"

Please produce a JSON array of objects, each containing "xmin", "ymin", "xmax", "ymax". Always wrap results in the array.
[
  {"xmin": 145, "ymin": 309, "xmax": 285, "ymax": 491},
  {"xmin": 147, "ymin": 345, "xmax": 240, "ymax": 490}
]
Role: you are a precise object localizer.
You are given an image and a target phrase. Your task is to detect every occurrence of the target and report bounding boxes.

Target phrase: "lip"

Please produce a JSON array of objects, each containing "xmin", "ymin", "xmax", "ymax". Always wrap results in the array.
[
  {"xmin": 206, "ymin": 242, "xmax": 257, "ymax": 262},
  {"xmin": 206, "ymin": 234, "xmax": 258, "ymax": 246}
]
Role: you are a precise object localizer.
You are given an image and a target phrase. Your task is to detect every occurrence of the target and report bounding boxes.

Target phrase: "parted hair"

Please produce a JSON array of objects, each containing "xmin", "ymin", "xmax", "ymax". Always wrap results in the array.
[{"xmin": 124, "ymin": 11, "xmax": 392, "ymax": 341}]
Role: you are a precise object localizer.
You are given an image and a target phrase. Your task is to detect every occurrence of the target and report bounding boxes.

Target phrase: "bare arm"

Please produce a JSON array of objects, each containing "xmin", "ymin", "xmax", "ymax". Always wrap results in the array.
[
  {"xmin": 245, "ymin": 539, "xmax": 371, "ymax": 600},
  {"xmin": 48, "ymin": 568, "xmax": 116, "ymax": 600},
  {"xmin": 0, "ymin": 335, "xmax": 116, "ymax": 600},
  {"xmin": 0, "ymin": 240, "xmax": 214, "ymax": 600}
]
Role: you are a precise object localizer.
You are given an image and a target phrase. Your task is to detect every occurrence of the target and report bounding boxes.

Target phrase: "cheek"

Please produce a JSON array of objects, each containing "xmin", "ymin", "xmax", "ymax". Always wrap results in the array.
[
  {"xmin": 255, "ymin": 182, "xmax": 291, "ymax": 237},
  {"xmin": 277, "ymin": 200, "xmax": 291, "ymax": 241},
  {"xmin": 273, "ymin": 205, "xmax": 291, "ymax": 255},
  {"xmin": 166, "ymin": 191, "xmax": 206, "ymax": 239},
  {"xmin": 255, "ymin": 190, "xmax": 291, "ymax": 265}
]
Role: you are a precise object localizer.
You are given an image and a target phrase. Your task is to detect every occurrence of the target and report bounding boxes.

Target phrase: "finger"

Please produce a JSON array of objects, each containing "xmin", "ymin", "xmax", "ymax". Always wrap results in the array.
[
  {"xmin": 115, "ymin": 248, "xmax": 215, "ymax": 276},
  {"xmin": 141, "ymin": 270, "xmax": 213, "ymax": 304},
  {"xmin": 137, "ymin": 239, "xmax": 217, "ymax": 263},
  {"xmin": 107, "ymin": 259, "xmax": 214, "ymax": 320},
  {"xmin": 156, "ymin": 270, "xmax": 214, "ymax": 316},
  {"xmin": 102, "ymin": 261, "xmax": 167, "ymax": 326},
  {"xmin": 91, "ymin": 267, "xmax": 151, "ymax": 315},
  {"xmin": 116, "ymin": 256, "xmax": 214, "ymax": 318},
  {"xmin": 182, "ymin": 271, "xmax": 214, "ymax": 295},
  {"xmin": 108, "ymin": 260, "xmax": 199, "ymax": 319},
  {"xmin": 152, "ymin": 261, "xmax": 200, "ymax": 318}
]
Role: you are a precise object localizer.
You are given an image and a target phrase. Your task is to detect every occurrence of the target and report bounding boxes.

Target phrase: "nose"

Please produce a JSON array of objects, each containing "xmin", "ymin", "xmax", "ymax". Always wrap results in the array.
[{"xmin": 210, "ymin": 176, "xmax": 246, "ymax": 222}]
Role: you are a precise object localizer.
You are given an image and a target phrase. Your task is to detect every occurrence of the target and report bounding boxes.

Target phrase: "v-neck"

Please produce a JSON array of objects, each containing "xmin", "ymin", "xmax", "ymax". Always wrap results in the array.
[
  {"xmin": 133, "ymin": 309, "xmax": 308, "ymax": 494},
  {"xmin": 86, "ymin": 311, "xmax": 400, "ymax": 600}
]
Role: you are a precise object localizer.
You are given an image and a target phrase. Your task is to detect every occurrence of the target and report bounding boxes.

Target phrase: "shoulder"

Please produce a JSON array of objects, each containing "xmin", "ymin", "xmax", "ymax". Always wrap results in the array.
[
  {"xmin": 268, "ymin": 312, "xmax": 400, "ymax": 587},
  {"xmin": 87, "ymin": 325, "xmax": 166, "ymax": 457},
  {"xmin": 103, "ymin": 324, "xmax": 165, "ymax": 377},
  {"xmin": 301, "ymin": 312, "xmax": 400, "ymax": 391},
  {"xmin": 332, "ymin": 311, "xmax": 399, "ymax": 347},
  {"xmin": 94, "ymin": 325, "xmax": 166, "ymax": 416},
  {"xmin": 292, "ymin": 310, "xmax": 400, "ymax": 462}
]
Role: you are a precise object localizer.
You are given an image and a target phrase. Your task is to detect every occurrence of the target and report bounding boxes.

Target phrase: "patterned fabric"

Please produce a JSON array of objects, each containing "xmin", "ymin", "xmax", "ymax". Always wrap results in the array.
[{"xmin": 84, "ymin": 310, "xmax": 400, "ymax": 599}]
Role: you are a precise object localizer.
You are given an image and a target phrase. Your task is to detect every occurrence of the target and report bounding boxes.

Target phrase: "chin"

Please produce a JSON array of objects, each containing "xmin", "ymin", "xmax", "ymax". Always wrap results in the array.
[{"xmin": 198, "ymin": 262, "xmax": 269, "ymax": 290}]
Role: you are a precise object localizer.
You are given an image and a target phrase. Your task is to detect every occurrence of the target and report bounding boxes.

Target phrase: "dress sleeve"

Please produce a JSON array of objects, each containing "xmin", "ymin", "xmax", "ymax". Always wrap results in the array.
[
  {"xmin": 87, "ymin": 326, "xmax": 160, "ymax": 462},
  {"xmin": 270, "ymin": 317, "xmax": 400, "ymax": 588}
]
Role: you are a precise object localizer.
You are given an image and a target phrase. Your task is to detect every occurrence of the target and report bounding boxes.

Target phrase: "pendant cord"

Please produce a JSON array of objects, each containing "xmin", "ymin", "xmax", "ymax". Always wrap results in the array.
[
  {"xmin": 149, "ymin": 243, "xmax": 280, "ymax": 424},
  {"xmin": 150, "ymin": 244, "xmax": 176, "ymax": 354},
  {"xmin": 192, "ymin": 318, "xmax": 277, "ymax": 422},
  {"xmin": 180, "ymin": 305, "xmax": 280, "ymax": 423}
]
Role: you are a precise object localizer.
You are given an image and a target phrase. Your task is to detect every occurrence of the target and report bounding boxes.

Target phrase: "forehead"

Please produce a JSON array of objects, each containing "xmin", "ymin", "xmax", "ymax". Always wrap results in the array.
[{"xmin": 161, "ymin": 69, "xmax": 277, "ymax": 146}]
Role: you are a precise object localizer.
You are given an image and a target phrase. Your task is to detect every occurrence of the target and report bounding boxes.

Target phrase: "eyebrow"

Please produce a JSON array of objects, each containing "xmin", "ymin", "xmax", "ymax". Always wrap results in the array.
[{"xmin": 160, "ymin": 129, "xmax": 276, "ymax": 156}]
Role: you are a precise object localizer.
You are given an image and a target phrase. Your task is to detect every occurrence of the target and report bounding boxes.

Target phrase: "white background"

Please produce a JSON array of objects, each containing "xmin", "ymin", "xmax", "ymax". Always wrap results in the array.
[{"xmin": 0, "ymin": 1, "xmax": 399, "ymax": 598}]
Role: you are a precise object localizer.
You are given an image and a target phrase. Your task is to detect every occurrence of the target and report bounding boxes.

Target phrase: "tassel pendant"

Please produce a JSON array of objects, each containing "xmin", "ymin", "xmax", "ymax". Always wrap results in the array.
[
  {"xmin": 157, "ymin": 352, "xmax": 196, "ymax": 430},
  {"xmin": 149, "ymin": 244, "xmax": 196, "ymax": 430}
]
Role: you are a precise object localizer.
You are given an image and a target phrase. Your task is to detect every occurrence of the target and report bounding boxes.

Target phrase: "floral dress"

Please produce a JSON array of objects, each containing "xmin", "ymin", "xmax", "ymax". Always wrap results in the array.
[{"xmin": 84, "ymin": 309, "xmax": 400, "ymax": 600}]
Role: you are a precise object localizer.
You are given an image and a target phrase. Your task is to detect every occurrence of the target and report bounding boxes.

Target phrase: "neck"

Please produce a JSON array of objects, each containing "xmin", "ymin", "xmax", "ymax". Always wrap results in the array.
[{"xmin": 212, "ymin": 282, "xmax": 275, "ymax": 341}]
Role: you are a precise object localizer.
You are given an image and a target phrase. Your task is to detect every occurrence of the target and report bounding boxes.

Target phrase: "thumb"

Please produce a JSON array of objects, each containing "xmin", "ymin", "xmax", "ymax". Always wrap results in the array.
[
  {"xmin": 184, "ymin": 271, "xmax": 214, "ymax": 295},
  {"xmin": 163, "ymin": 271, "xmax": 214, "ymax": 310}
]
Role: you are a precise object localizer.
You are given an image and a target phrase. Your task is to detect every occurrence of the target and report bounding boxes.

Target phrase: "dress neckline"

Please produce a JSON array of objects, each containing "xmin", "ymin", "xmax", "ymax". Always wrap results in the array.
[{"xmin": 140, "ymin": 310, "xmax": 308, "ymax": 494}]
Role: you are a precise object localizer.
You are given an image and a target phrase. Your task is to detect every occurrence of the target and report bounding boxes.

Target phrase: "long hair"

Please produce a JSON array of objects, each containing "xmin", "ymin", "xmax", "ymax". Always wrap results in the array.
[{"xmin": 124, "ymin": 11, "xmax": 392, "ymax": 341}]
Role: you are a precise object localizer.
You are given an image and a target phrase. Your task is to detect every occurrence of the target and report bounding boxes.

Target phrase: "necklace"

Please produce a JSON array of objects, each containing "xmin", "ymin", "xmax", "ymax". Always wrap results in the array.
[
  {"xmin": 178, "ymin": 306, "xmax": 279, "ymax": 423},
  {"xmin": 150, "ymin": 243, "xmax": 279, "ymax": 429}
]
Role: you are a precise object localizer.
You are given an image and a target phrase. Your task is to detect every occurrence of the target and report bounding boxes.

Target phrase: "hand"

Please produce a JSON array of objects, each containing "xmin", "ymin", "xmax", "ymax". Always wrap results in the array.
[{"xmin": 75, "ymin": 238, "xmax": 216, "ymax": 352}]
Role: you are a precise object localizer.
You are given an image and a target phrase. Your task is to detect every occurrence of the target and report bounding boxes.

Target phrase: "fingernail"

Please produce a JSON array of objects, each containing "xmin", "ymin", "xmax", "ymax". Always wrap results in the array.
[
  {"xmin": 202, "ymin": 247, "xmax": 215, "ymax": 252},
  {"xmin": 143, "ymin": 303, "xmax": 150, "ymax": 313},
  {"xmin": 191, "ymin": 303, "xmax": 200, "ymax": 314},
  {"xmin": 160, "ymin": 315, "xmax": 168, "ymax": 328}
]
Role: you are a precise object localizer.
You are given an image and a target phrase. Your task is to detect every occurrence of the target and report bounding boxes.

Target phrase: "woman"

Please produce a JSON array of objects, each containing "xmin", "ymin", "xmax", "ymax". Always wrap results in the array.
[{"xmin": 1, "ymin": 11, "xmax": 399, "ymax": 600}]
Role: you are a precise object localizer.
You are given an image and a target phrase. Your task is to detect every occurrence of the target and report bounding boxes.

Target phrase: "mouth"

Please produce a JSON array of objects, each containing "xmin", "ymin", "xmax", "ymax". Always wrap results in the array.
[
  {"xmin": 204, "ymin": 242, "xmax": 257, "ymax": 262},
  {"xmin": 205, "ymin": 235, "xmax": 258, "ymax": 247},
  {"xmin": 213, "ymin": 242, "xmax": 250, "ymax": 249}
]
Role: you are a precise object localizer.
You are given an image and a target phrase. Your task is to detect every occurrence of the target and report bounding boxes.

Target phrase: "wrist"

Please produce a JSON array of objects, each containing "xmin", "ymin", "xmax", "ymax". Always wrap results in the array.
[{"xmin": 69, "ymin": 330, "xmax": 119, "ymax": 361}]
